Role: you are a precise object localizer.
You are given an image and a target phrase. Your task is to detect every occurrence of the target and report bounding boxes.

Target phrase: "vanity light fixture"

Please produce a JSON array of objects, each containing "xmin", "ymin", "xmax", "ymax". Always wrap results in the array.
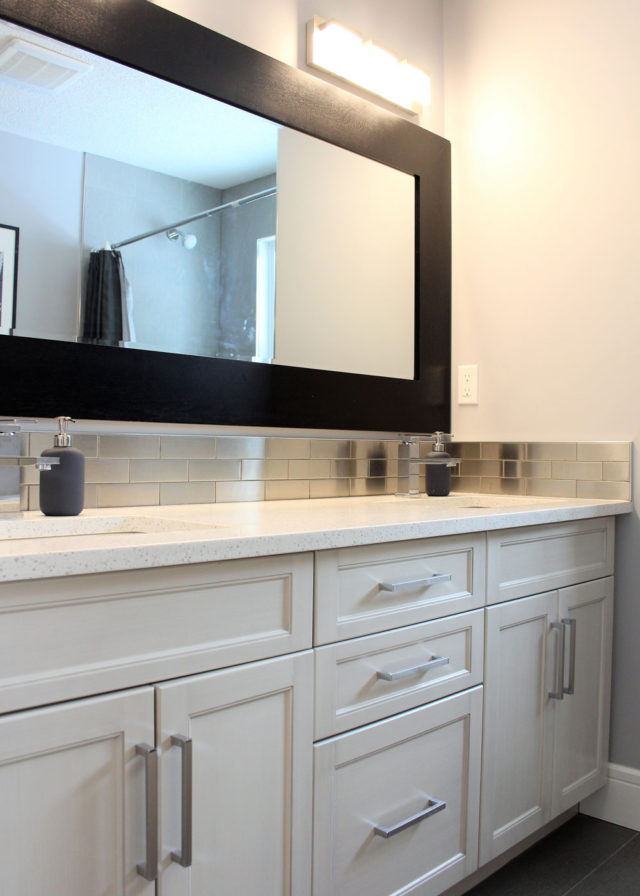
[{"xmin": 306, "ymin": 16, "xmax": 430, "ymax": 114}]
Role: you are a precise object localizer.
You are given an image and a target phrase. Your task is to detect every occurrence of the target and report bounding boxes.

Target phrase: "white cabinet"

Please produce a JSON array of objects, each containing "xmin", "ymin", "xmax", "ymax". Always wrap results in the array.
[
  {"xmin": 480, "ymin": 577, "xmax": 613, "ymax": 865},
  {"xmin": 156, "ymin": 652, "xmax": 313, "ymax": 896},
  {"xmin": 0, "ymin": 687, "xmax": 155, "ymax": 896}
]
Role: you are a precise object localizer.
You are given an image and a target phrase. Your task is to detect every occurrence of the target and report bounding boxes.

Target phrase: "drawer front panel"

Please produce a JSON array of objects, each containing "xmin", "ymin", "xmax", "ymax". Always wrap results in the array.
[
  {"xmin": 315, "ymin": 534, "xmax": 486, "ymax": 644},
  {"xmin": 487, "ymin": 518, "xmax": 614, "ymax": 604},
  {"xmin": 315, "ymin": 609, "xmax": 484, "ymax": 738},
  {"xmin": 313, "ymin": 687, "xmax": 483, "ymax": 896},
  {"xmin": 0, "ymin": 552, "xmax": 313, "ymax": 713}
]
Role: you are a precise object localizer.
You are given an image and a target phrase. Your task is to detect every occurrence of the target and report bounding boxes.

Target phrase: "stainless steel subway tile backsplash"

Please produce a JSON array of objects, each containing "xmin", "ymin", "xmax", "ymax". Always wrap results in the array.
[{"xmin": 13, "ymin": 425, "xmax": 632, "ymax": 507}]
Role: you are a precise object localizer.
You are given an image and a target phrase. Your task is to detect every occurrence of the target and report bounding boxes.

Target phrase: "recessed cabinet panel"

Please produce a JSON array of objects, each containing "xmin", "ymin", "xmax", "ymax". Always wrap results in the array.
[
  {"xmin": 480, "ymin": 592, "xmax": 556, "ymax": 865},
  {"xmin": 314, "ymin": 609, "xmax": 484, "ymax": 738},
  {"xmin": 487, "ymin": 518, "xmax": 614, "ymax": 604},
  {"xmin": 552, "ymin": 578, "xmax": 613, "ymax": 815},
  {"xmin": 0, "ymin": 687, "xmax": 155, "ymax": 896},
  {"xmin": 0, "ymin": 552, "xmax": 313, "ymax": 713},
  {"xmin": 315, "ymin": 534, "xmax": 486, "ymax": 644},
  {"xmin": 156, "ymin": 651, "xmax": 313, "ymax": 896},
  {"xmin": 313, "ymin": 688, "xmax": 483, "ymax": 896}
]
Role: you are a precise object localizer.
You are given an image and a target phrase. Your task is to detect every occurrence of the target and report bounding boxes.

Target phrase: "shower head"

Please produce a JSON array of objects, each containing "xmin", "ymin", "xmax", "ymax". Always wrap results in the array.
[{"xmin": 166, "ymin": 229, "xmax": 198, "ymax": 250}]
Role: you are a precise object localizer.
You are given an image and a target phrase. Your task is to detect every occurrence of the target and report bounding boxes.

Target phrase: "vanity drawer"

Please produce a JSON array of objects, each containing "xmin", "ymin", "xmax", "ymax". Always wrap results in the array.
[
  {"xmin": 487, "ymin": 518, "xmax": 614, "ymax": 604},
  {"xmin": 314, "ymin": 533, "xmax": 485, "ymax": 644},
  {"xmin": 313, "ymin": 687, "xmax": 482, "ymax": 896},
  {"xmin": 0, "ymin": 552, "xmax": 313, "ymax": 713},
  {"xmin": 314, "ymin": 609, "xmax": 484, "ymax": 738}
]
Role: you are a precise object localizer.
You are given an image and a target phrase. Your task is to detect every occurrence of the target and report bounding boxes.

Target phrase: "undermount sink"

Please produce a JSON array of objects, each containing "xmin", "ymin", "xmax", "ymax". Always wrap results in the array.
[{"xmin": 0, "ymin": 515, "xmax": 221, "ymax": 542}]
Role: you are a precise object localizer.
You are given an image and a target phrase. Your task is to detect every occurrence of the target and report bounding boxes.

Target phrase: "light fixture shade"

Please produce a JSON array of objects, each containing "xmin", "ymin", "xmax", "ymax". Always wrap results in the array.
[{"xmin": 307, "ymin": 16, "xmax": 430, "ymax": 115}]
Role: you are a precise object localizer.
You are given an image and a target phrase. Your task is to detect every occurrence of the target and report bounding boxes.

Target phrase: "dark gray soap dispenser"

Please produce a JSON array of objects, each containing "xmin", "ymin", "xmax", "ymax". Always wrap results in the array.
[
  {"xmin": 39, "ymin": 416, "xmax": 85, "ymax": 516},
  {"xmin": 425, "ymin": 431, "xmax": 453, "ymax": 497}
]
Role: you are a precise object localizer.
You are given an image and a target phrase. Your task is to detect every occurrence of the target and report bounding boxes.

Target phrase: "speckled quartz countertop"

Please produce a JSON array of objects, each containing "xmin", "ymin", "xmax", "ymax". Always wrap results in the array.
[{"xmin": 0, "ymin": 493, "xmax": 631, "ymax": 583}]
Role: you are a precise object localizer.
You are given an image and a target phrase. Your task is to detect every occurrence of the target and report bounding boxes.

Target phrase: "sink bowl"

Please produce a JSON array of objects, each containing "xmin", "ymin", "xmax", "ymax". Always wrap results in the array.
[{"xmin": 0, "ymin": 514, "xmax": 220, "ymax": 542}]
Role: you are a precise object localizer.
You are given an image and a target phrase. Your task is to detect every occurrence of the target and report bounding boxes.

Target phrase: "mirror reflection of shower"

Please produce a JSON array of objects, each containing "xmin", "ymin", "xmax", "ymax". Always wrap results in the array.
[{"xmin": 166, "ymin": 229, "xmax": 197, "ymax": 250}]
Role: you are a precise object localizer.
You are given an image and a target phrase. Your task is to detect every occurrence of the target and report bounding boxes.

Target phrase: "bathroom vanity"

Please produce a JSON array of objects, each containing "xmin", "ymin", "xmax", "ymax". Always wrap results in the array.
[{"xmin": 0, "ymin": 494, "xmax": 628, "ymax": 895}]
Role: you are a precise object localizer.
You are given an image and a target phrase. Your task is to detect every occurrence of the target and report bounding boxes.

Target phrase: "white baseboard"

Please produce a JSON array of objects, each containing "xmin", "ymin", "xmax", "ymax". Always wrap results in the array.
[{"xmin": 580, "ymin": 763, "xmax": 640, "ymax": 831}]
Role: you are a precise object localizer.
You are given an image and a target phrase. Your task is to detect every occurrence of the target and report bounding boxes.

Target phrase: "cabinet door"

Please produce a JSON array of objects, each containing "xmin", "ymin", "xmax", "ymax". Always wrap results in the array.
[
  {"xmin": 0, "ymin": 687, "xmax": 155, "ymax": 896},
  {"xmin": 313, "ymin": 688, "xmax": 483, "ymax": 896},
  {"xmin": 480, "ymin": 592, "xmax": 557, "ymax": 865},
  {"xmin": 552, "ymin": 577, "xmax": 613, "ymax": 816},
  {"xmin": 156, "ymin": 651, "xmax": 313, "ymax": 896}
]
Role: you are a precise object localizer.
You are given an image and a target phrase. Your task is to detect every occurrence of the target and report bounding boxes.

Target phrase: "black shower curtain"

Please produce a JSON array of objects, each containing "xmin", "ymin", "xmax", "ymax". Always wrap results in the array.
[{"xmin": 81, "ymin": 248, "xmax": 124, "ymax": 345}]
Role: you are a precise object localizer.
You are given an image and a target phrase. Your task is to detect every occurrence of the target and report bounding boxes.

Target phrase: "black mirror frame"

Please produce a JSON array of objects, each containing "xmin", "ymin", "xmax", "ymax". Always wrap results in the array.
[{"xmin": 0, "ymin": 0, "xmax": 450, "ymax": 433}]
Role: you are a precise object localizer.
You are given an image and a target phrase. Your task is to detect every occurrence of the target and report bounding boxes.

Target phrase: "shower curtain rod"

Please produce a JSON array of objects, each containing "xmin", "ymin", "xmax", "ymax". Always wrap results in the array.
[{"xmin": 110, "ymin": 185, "xmax": 277, "ymax": 250}]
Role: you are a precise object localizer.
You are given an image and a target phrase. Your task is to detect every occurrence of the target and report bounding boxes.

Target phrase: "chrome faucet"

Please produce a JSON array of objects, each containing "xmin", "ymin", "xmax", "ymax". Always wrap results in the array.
[
  {"xmin": 0, "ymin": 419, "xmax": 60, "ymax": 514},
  {"xmin": 396, "ymin": 433, "xmax": 460, "ymax": 496}
]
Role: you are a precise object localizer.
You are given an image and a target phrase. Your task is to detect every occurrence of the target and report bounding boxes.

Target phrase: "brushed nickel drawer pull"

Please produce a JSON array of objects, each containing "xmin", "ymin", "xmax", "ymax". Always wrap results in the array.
[
  {"xmin": 376, "ymin": 654, "xmax": 450, "ymax": 682},
  {"xmin": 170, "ymin": 734, "xmax": 193, "ymax": 868},
  {"xmin": 548, "ymin": 621, "xmax": 565, "ymax": 700},
  {"xmin": 562, "ymin": 617, "xmax": 577, "ymax": 695},
  {"xmin": 378, "ymin": 572, "xmax": 452, "ymax": 593},
  {"xmin": 373, "ymin": 797, "xmax": 446, "ymax": 838},
  {"xmin": 135, "ymin": 743, "xmax": 158, "ymax": 882}
]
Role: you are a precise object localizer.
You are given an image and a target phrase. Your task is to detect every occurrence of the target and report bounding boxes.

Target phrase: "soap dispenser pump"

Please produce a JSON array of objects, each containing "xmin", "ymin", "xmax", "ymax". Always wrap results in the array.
[
  {"xmin": 425, "ymin": 431, "xmax": 453, "ymax": 497},
  {"xmin": 39, "ymin": 416, "xmax": 85, "ymax": 516}
]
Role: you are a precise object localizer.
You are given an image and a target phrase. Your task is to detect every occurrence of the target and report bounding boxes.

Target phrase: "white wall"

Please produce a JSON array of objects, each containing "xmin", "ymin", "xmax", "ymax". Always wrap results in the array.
[
  {"xmin": 444, "ymin": 0, "xmax": 640, "ymax": 767},
  {"xmin": 150, "ymin": 0, "xmax": 445, "ymax": 134}
]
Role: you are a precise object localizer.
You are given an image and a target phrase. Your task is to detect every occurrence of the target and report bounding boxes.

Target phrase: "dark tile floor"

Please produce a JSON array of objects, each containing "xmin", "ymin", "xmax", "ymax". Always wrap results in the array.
[{"xmin": 466, "ymin": 814, "xmax": 640, "ymax": 895}]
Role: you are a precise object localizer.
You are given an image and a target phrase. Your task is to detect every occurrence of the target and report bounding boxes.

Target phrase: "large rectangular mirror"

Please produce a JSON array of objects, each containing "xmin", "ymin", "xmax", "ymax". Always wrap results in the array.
[{"xmin": 0, "ymin": 0, "xmax": 450, "ymax": 432}]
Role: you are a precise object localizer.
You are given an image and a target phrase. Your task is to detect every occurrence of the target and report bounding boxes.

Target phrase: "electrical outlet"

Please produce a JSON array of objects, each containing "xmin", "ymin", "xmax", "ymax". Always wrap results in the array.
[{"xmin": 458, "ymin": 365, "xmax": 478, "ymax": 405}]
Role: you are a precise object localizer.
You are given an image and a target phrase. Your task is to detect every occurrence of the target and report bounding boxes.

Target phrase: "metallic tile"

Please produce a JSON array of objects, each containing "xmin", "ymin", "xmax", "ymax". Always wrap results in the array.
[
  {"xmin": 552, "ymin": 461, "xmax": 602, "ymax": 481},
  {"xmin": 503, "ymin": 460, "xmax": 552, "ymax": 479},
  {"xmin": 351, "ymin": 440, "xmax": 390, "ymax": 459},
  {"xmin": 310, "ymin": 439, "xmax": 351, "ymax": 458},
  {"xmin": 0, "ymin": 432, "xmax": 24, "ymax": 459},
  {"xmin": 265, "ymin": 479, "xmax": 310, "ymax": 500},
  {"xmin": 160, "ymin": 481, "xmax": 215, "ymax": 504},
  {"xmin": 99, "ymin": 434, "xmax": 160, "ymax": 458},
  {"xmin": 527, "ymin": 443, "xmax": 577, "ymax": 461},
  {"xmin": 576, "ymin": 480, "xmax": 631, "ymax": 501},
  {"xmin": 460, "ymin": 460, "xmax": 502, "ymax": 478},
  {"xmin": 97, "ymin": 483, "xmax": 159, "ymax": 507},
  {"xmin": 310, "ymin": 478, "xmax": 350, "ymax": 498},
  {"xmin": 85, "ymin": 458, "xmax": 130, "ymax": 484},
  {"xmin": 577, "ymin": 442, "xmax": 631, "ymax": 462},
  {"xmin": 480, "ymin": 477, "xmax": 526, "ymax": 495},
  {"xmin": 130, "ymin": 459, "xmax": 189, "ymax": 482},
  {"xmin": 189, "ymin": 460, "xmax": 241, "ymax": 481},
  {"xmin": 603, "ymin": 461, "xmax": 630, "ymax": 482},
  {"xmin": 525, "ymin": 478, "xmax": 577, "ymax": 498},
  {"xmin": 242, "ymin": 459, "xmax": 289, "ymax": 480},
  {"xmin": 288, "ymin": 459, "xmax": 331, "ymax": 479},
  {"xmin": 215, "ymin": 480, "xmax": 264, "ymax": 503},
  {"xmin": 450, "ymin": 442, "xmax": 481, "ymax": 459},
  {"xmin": 479, "ymin": 443, "xmax": 500, "ymax": 460},
  {"xmin": 350, "ymin": 477, "xmax": 389, "ymax": 496},
  {"xmin": 266, "ymin": 438, "xmax": 310, "ymax": 459},
  {"xmin": 498, "ymin": 443, "xmax": 527, "ymax": 461},
  {"xmin": 216, "ymin": 437, "xmax": 266, "ymax": 459},
  {"xmin": 160, "ymin": 436, "xmax": 216, "ymax": 459},
  {"xmin": 20, "ymin": 464, "xmax": 38, "ymax": 486},
  {"xmin": 331, "ymin": 458, "xmax": 358, "ymax": 479},
  {"xmin": 450, "ymin": 476, "xmax": 482, "ymax": 492}
]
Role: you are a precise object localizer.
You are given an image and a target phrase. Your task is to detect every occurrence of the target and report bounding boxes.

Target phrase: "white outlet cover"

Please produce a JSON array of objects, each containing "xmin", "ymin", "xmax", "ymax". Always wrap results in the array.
[{"xmin": 458, "ymin": 364, "xmax": 478, "ymax": 405}]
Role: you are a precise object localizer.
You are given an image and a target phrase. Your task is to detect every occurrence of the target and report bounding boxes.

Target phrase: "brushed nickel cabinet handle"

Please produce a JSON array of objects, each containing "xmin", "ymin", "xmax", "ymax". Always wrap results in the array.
[
  {"xmin": 170, "ymin": 734, "xmax": 193, "ymax": 868},
  {"xmin": 548, "ymin": 621, "xmax": 565, "ymax": 700},
  {"xmin": 376, "ymin": 654, "xmax": 450, "ymax": 682},
  {"xmin": 373, "ymin": 797, "xmax": 446, "ymax": 838},
  {"xmin": 378, "ymin": 572, "xmax": 452, "ymax": 593},
  {"xmin": 135, "ymin": 743, "xmax": 158, "ymax": 882},
  {"xmin": 562, "ymin": 617, "xmax": 577, "ymax": 695}
]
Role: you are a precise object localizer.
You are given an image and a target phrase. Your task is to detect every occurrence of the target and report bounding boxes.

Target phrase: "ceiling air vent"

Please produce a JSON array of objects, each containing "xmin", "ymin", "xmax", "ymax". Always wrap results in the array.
[{"xmin": 0, "ymin": 38, "xmax": 92, "ymax": 92}]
